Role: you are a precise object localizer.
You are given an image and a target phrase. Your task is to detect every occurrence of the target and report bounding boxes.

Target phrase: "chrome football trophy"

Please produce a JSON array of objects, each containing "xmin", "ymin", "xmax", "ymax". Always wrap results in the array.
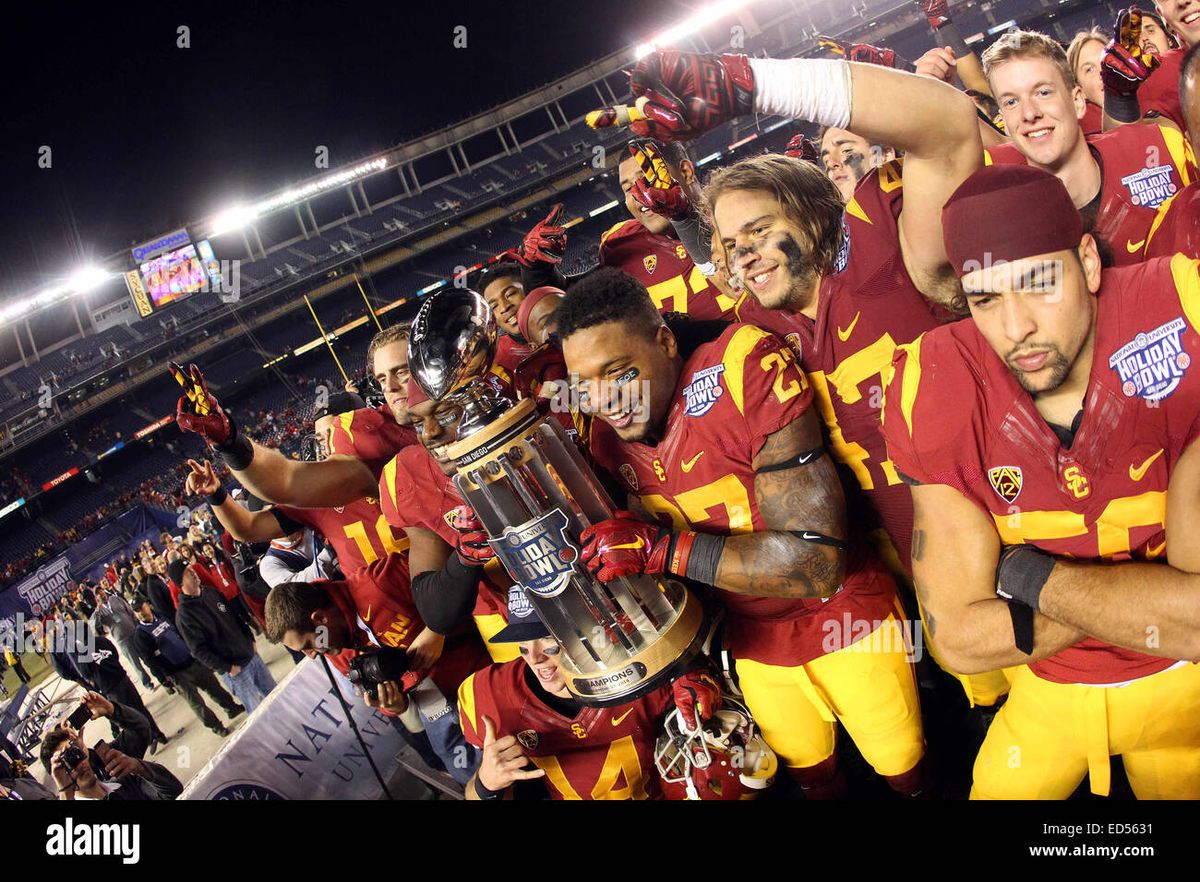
[{"xmin": 409, "ymin": 288, "xmax": 704, "ymax": 706}]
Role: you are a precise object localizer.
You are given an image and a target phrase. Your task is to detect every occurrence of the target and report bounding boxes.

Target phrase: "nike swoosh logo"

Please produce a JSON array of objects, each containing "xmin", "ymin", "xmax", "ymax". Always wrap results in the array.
[
  {"xmin": 1127, "ymin": 238, "xmax": 1147, "ymax": 254},
  {"xmin": 611, "ymin": 709, "xmax": 634, "ymax": 726},
  {"xmin": 610, "ymin": 537, "xmax": 646, "ymax": 551},
  {"xmin": 362, "ymin": 604, "xmax": 372, "ymax": 623},
  {"xmin": 1130, "ymin": 449, "xmax": 1164, "ymax": 482},
  {"xmin": 837, "ymin": 311, "xmax": 861, "ymax": 342},
  {"xmin": 681, "ymin": 451, "xmax": 704, "ymax": 473}
]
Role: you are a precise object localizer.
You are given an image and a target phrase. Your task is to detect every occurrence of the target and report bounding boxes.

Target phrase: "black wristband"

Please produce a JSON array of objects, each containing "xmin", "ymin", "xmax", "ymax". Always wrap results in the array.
[
  {"xmin": 206, "ymin": 486, "xmax": 228, "ymax": 506},
  {"xmin": 474, "ymin": 775, "xmax": 504, "ymax": 800},
  {"xmin": 995, "ymin": 544, "xmax": 1056, "ymax": 611},
  {"xmin": 1008, "ymin": 601, "xmax": 1035, "ymax": 655},
  {"xmin": 684, "ymin": 532, "xmax": 726, "ymax": 586},
  {"xmin": 218, "ymin": 433, "xmax": 255, "ymax": 472},
  {"xmin": 937, "ymin": 21, "xmax": 971, "ymax": 61},
  {"xmin": 1104, "ymin": 90, "xmax": 1141, "ymax": 124}
]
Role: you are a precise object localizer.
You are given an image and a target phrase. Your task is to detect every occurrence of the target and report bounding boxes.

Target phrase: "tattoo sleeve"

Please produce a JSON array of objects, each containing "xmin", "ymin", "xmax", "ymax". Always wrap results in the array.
[{"xmin": 713, "ymin": 411, "xmax": 847, "ymax": 599}]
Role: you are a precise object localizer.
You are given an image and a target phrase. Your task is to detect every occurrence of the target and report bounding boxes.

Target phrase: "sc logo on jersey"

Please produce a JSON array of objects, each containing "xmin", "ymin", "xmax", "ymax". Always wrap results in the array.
[{"xmin": 1109, "ymin": 317, "xmax": 1191, "ymax": 402}]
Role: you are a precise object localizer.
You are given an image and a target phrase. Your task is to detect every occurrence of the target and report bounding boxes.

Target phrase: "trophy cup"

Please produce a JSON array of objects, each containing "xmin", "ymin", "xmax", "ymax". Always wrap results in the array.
[{"xmin": 409, "ymin": 289, "xmax": 704, "ymax": 706}]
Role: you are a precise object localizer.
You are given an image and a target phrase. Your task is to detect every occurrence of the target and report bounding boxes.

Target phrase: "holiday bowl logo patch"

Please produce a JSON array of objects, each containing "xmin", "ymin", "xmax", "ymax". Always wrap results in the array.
[
  {"xmin": 988, "ymin": 466, "xmax": 1023, "ymax": 504},
  {"xmin": 1109, "ymin": 317, "xmax": 1191, "ymax": 402},
  {"xmin": 682, "ymin": 364, "xmax": 725, "ymax": 417},
  {"xmin": 1121, "ymin": 165, "xmax": 1177, "ymax": 208},
  {"xmin": 833, "ymin": 215, "xmax": 852, "ymax": 274},
  {"xmin": 491, "ymin": 508, "xmax": 579, "ymax": 598}
]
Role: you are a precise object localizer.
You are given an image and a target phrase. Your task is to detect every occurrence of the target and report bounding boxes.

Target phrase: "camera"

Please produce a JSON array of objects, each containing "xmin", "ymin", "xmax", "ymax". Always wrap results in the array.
[
  {"xmin": 347, "ymin": 647, "xmax": 410, "ymax": 692},
  {"xmin": 61, "ymin": 744, "xmax": 89, "ymax": 771}
]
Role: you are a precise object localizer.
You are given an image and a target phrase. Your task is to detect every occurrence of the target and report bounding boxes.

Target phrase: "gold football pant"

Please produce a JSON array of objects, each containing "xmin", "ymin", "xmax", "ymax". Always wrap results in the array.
[
  {"xmin": 971, "ymin": 661, "xmax": 1200, "ymax": 799},
  {"xmin": 735, "ymin": 612, "xmax": 925, "ymax": 777}
]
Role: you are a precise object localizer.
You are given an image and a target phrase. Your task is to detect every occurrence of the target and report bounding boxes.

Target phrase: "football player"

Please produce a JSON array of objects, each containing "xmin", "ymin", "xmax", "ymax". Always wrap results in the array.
[
  {"xmin": 817, "ymin": 126, "xmax": 896, "ymax": 203},
  {"xmin": 882, "ymin": 164, "xmax": 1200, "ymax": 799},
  {"xmin": 378, "ymin": 379, "xmax": 516, "ymax": 662},
  {"xmin": 172, "ymin": 325, "xmax": 418, "ymax": 508},
  {"xmin": 982, "ymin": 29, "xmax": 1195, "ymax": 267},
  {"xmin": 1146, "ymin": 42, "xmax": 1200, "ymax": 257},
  {"xmin": 559, "ymin": 270, "xmax": 929, "ymax": 799},
  {"xmin": 184, "ymin": 458, "xmax": 408, "ymax": 577},
  {"xmin": 599, "ymin": 47, "xmax": 1006, "ymax": 709},
  {"xmin": 263, "ymin": 552, "xmax": 489, "ymax": 785},
  {"xmin": 458, "ymin": 587, "xmax": 720, "ymax": 800},
  {"xmin": 1103, "ymin": 3, "xmax": 1192, "ymax": 130},
  {"xmin": 478, "ymin": 261, "xmax": 531, "ymax": 396}
]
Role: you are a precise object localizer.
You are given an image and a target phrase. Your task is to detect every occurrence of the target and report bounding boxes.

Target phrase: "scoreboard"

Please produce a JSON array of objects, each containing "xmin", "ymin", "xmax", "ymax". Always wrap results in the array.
[{"xmin": 123, "ymin": 229, "xmax": 224, "ymax": 318}]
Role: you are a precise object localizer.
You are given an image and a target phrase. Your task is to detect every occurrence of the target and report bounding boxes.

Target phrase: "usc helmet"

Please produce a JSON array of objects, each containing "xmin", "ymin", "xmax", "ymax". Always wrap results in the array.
[{"xmin": 654, "ymin": 697, "xmax": 778, "ymax": 800}]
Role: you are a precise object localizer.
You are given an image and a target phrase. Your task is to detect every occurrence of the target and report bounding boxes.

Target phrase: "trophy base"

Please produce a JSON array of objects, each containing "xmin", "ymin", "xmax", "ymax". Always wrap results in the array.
[
  {"xmin": 561, "ymin": 586, "xmax": 707, "ymax": 708},
  {"xmin": 448, "ymin": 397, "xmax": 540, "ymax": 471}
]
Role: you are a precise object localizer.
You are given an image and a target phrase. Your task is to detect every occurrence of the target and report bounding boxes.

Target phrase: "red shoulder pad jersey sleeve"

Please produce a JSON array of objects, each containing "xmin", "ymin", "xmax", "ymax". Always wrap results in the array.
[
  {"xmin": 881, "ymin": 330, "xmax": 980, "ymax": 493},
  {"xmin": 378, "ymin": 445, "xmax": 424, "ymax": 530},
  {"xmin": 721, "ymin": 324, "xmax": 815, "ymax": 460},
  {"xmin": 457, "ymin": 663, "xmax": 509, "ymax": 749},
  {"xmin": 1164, "ymin": 255, "xmax": 1200, "ymax": 448}
]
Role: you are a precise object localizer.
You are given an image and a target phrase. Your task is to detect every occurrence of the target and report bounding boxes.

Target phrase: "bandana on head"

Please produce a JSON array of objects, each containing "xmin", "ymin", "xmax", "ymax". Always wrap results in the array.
[
  {"xmin": 516, "ymin": 286, "xmax": 565, "ymax": 342},
  {"xmin": 942, "ymin": 165, "xmax": 1083, "ymax": 278}
]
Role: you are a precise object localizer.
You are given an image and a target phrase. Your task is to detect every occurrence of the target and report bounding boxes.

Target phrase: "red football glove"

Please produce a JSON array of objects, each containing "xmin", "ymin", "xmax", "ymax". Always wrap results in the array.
[
  {"xmin": 785, "ymin": 133, "xmax": 821, "ymax": 165},
  {"xmin": 171, "ymin": 362, "xmax": 234, "ymax": 446},
  {"xmin": 587, "ymin": 50, "xmax": 755, "ymax": 141},
  {"xmin": 917, "ymin": 0, "xmax": 951, "ymax": 31},
  {"xmin": 628, "ymin": 141, "xmax": 691, "ymax": 219},
  {"xmin": 672, "ymin": 668, "xmax": 722, "ymax": 733},
  {"xmin": 449, "ymin": 505, "xmax": 494, "ymax": 566},
  {"xmin": 515, "ymin": 205, "xmax": 567, "ymax": 267},
  {"xmin": 848, "ymin": 43, "xmax": 898, "ymax": 69},
  {"xmin": 580, "ymin": 511, "xmax": 673, "ymax": 583},
  {"xmin": 1102, "ymin": 7, "xmax": 1160, "ymax": 97}
]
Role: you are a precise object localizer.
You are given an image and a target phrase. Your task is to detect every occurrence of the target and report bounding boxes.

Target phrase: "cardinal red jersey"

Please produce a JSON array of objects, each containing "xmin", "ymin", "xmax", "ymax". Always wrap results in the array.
[
  {"xmin": 1081, "ymin": 100, "xmax": 1104, "ymax": 136},
  {"xmin": 487, "ymin": 333, "xmax": 535, "ymax": 399},
  {"xmin": 599, "ymin": 219, "xmax": 739, "ymax": 320},
  {"xmin": 512, "ymin": 345, "xmax": 591, "ymax": 444},
  {"xmin": 985, "ymin": 124, "xmax": 1196, "ymax": 265},
  {"xmin": 272, "ymin": 494, "xmax": 408, "ymax": 576},
  {"xmin": 1138, "ymin": 46, "xmax": 1186, "ymax": 132},
  {"xmin": 378, "ymin": 444, "xmax": 507, "ymax": 620},
  {"xmin": 1146, "ymin": 182, "xmax": 1200, "ymax": 259},
  {"xmin": 322, "ymin": 553, "xmax": 489, "ymax": 698},
  {"xmin": 328, "ymin": 404, "xmax": 419, "ymax": 481},
  {"xmin": 458, "ymin": 659, "xmax": 673, "ymax": 800},
  {"xmin": 589, "ymin": 323, "xmax": 897, "ymax": 666},
  {"xmin": 733, "ymin": 161, "xmax": 949, "ymax": 572},
  {"xmin": 882, "ymin": 255, "xmax": 1200, "ymax": 686}
]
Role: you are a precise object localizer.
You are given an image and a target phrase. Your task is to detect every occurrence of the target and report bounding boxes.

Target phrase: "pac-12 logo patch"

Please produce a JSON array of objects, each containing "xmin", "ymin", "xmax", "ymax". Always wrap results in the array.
[
  {"xmin": 516, "ymin": 730, "xmax": 540, "ymax": 750},
  {"xmin": 682, "ymin": 364, "xmax": 725, "ymax": 417},
  {"xmin": 491, "ymin": 508, "xmax": 579, "ymax": 598},
  {"xmin": 643, "ymin": 255, "xmax": 658, "ymax": 274},
  {"xmin": 988, "ymin": 466, "xmax": 1023, "ymax": 504},
  {"xmin": 619, "ymin": 463, "xmax": 639, "ymax": 490},
  {"xmin": 1109, "ymin": 317, "xmax": 1191, "ymax": 402},
  {"xmin": 1120, "ymin": 164, "xmax": 1177, "ymax": 208}
]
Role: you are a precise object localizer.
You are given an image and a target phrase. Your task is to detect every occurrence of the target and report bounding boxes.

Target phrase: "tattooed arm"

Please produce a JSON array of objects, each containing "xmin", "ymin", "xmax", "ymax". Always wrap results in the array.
[
  {"xmin": 711, "ymin": 408, "xmax": 846, "ymax": 600},
  {"xmin": 910, "ymin": 483, "xmax": 1084, "ymax": 674}
]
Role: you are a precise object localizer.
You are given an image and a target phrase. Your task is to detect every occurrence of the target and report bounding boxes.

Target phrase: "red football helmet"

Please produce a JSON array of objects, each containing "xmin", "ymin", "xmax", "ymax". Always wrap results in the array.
[{"xmin": 655, "ymin": 697, "xmax": 778, "ymax": 800}]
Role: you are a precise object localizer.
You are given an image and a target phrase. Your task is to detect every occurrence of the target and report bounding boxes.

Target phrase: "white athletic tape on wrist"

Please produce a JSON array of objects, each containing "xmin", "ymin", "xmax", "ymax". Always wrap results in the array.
[{"xmin": 749, "ymin": 58, "xmax": 853, "ymax": 130}]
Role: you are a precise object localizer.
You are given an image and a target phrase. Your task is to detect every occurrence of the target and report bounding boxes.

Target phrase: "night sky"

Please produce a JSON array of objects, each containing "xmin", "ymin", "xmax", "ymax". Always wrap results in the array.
[{"xmin": 0, "ymin": 0, "xmax": 685, "ymax": 301}]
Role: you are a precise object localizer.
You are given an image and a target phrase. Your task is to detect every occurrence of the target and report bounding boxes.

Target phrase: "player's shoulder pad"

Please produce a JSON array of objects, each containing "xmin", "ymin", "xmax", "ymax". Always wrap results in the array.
[
  {"xmin": 882, "ymin": 323, "xmax": 981, "ymax": 446},
  {"xmin": 1168, "ymin": 254, "xmax": 1200, "ymax": 331},
  {"xmin": 379, "ymin": 445, "xmax": 423, "ymax": 516},
  {"xmin": 599, "ymin": 219, "xmax": 640, "ymax": 248},
  {"xmin": 713, "ymin": 323, "xmax": 806, "ymax": 417}
]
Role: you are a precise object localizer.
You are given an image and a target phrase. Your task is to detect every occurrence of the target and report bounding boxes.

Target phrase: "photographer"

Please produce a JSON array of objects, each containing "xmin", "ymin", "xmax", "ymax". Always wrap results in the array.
[
  {"xmin": 172, "ymin": 561, "xmax": 277, "ymax": 713},
  {"xmin": 263, "ymin": 552, "xmax": 489, "ymax": 785},
  {"xmin": 39, "ymin": 692, "xmax": 182, "ymax": 801}
]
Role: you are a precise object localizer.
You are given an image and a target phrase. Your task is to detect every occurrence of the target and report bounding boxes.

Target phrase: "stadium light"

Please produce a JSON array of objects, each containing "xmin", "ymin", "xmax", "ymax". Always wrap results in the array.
[
  {"xmin": 634, "ymin": 0, "xmax": 756, "ymax": 59},
  {"xmin": 211, "ymin": 204, "xmax": 259, "ymax": 237},
  {"xmin": 67, "ymin": 266, "xmax": 111, "ymax": 294}
]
